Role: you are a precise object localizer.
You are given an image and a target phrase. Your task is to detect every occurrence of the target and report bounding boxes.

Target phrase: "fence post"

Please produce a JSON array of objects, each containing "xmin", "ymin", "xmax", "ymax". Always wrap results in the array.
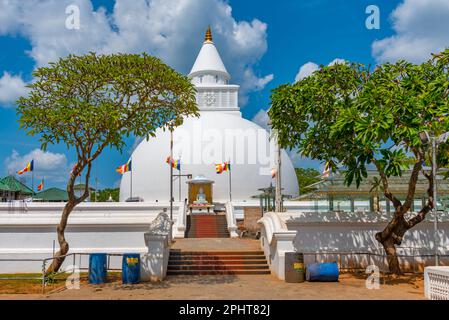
[{"xmin": 41, "ymin": 259, "xmax": 46, "ymax": 295}]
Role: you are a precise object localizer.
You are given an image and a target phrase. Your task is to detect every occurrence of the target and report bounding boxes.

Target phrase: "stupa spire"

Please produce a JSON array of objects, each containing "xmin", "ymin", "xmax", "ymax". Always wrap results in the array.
[{"xmin": 205, "ymin": 26, "xmax": 213, "ymax": 43}]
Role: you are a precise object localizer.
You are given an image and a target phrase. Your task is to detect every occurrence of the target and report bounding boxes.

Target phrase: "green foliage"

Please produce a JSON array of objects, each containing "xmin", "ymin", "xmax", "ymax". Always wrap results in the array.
[
  {"xmin": 44, "ymin": 271, "xmax": 58, "ymax": 285},
  {"xmin": 90, "ymin": 188, "xmax": 119, "ymax": 202},
  {"xmin": 269, "ymin": 50, "xmax": 449, "ymax": 189},
  {"xmin": 295, "ymin": 167, "xmax": 321, "ymax": 194},
  {"xmin": 16, "ymin": 52, "xmax": 199, "ymax": 200},
  {"xmin": 17, "ymin": 52, "xmax": 198, "ymax": 155}
]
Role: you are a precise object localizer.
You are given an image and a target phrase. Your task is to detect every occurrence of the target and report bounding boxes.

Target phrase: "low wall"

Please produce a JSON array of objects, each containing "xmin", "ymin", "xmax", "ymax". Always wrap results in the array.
[
  {"xmin": 259, "ymin": 211, "xmax": 449, "ymax": 279},
  {"xmin": 0, "ymin": 202, "xmax": 180, "ymax": 273}
]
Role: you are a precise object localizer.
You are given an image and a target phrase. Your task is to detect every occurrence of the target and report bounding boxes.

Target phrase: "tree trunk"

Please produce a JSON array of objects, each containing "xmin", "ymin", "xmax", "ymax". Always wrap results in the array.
[
  {"xmin": 380, "ymin": 237, "xmax": 401, "ymax": 275},
  {"xmin": 375, "ymin": 209, "xmax": 412, "ymax": 274},
  {"xmin": 370, "ymin": 152, "xmax": 434, "ymax": 275},
  {"xmin": 45, "ymin": 161, "xmax": 92, "ymax": 275},
  {"xmin": 45, "ymin": 200, "xmax": 75, "ymax": 274}
]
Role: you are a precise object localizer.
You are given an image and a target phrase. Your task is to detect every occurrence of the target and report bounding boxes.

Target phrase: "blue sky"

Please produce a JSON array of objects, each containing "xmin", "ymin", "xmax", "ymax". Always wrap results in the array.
[{"xmin": 0, "ymin": 0, "xmax": 448, "ymax": 190}]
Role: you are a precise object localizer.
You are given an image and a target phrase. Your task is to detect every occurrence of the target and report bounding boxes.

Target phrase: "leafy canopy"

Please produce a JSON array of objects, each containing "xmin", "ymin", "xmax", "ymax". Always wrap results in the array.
[
  {"xmin": 269, "ymin": 50, "xmax": 449, "ymax": 189},
  {"xmin": 295, "ymin": 167, "xmax": 321, "ymax": 194},
  {"xmin": 17, "ymin": 52, "xmax": 199, "ymax": 162}
]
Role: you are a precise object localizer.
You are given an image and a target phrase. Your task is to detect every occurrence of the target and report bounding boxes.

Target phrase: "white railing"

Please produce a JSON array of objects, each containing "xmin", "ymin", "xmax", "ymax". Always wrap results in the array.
[
  {"xmin": 225, "ymin": 201, "xmax": 238, "ymax": 238},
  {"xmin": 257, "ymin": 212, "xmax": 298, "ymax": 280},
  {"xmin": 425, "ymin": 266, "xmax": 449, "ymax": 300},
  {"xmin": 173, "ymin": 201, "xmax": 187, "ymax": 239}
]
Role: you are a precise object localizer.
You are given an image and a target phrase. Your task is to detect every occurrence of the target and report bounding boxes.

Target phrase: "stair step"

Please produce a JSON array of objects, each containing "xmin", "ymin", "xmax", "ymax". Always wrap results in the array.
[
  {"xmin": 186, "ymin": 214, "xmax": 230, "ymax": 239},
  {"xmin": 170, "ymin": 251, "xmax": 264, "ymax": 255},
  {"xmin": 168, "ymin": 263, "xmax": 269, "ymax": 269},
  {"xmin": 168, "ymin": 259, "xmax": 267, "ymax": 265},
  {"xmin": 167, "ymin": 269, "xmax": 271, "ymax": 275}
]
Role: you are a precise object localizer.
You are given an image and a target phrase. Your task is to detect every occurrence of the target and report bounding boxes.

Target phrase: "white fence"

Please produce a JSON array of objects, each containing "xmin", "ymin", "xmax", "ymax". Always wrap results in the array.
[{"xmin": 425, "ymin": 267, "xmax": 449, "ymax": 300}]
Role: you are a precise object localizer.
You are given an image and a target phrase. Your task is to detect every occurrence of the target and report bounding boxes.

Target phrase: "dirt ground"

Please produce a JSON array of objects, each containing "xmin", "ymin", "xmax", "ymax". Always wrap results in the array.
[{"xmin": 0, "ymin": 272, "xmax": 425, "ymax": 300}]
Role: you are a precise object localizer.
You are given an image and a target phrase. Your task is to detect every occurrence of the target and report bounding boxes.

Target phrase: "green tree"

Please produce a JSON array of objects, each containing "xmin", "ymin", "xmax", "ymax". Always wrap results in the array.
[
  {"xmin": 90, "ymin": 188, "xmax": 120, "ymax": 202},
  {"xmin": 295, "ymin": 167, "xmax": 321, "ymax": 194},
  {"xmin": 17, "ymin": 53, "xmax": 198, "ymax": 273},
  {"xmin": 269, "ymin": 50, "xmax": 449, "ymax": 274}
]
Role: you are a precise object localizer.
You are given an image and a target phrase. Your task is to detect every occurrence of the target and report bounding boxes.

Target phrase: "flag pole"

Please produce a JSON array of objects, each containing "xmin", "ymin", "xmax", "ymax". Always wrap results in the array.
[
  {"xmin": 228, "ymin": 160, "xmax": 232, "ymax": 202},
  {"xmin": 32, "ymin": 168, "xmax": 34, "ymax": 198},
  {"xmin": 179, "ymin": 157, "xmax": 181, "ymax": 202},
  {"xmin": 130, "ymin": 160, "xmax": 133, "ymax": 199},
  {"xmin": 170, "ymin": 129, "xmax": 174, "ymax": 222}
]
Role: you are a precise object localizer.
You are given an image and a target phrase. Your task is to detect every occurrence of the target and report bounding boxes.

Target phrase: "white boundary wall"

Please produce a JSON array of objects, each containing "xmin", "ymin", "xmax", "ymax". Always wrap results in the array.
[
  {"xmin": 259, "ymin": 211, "xmax": 449, "ymax": 279},
  {"xmin": 424, "ymin": 266, "xmax": 449, "ymax": 300},
  {"xmin": 0, "ymin": 202, "xmax": 182, "ymax": 273}
]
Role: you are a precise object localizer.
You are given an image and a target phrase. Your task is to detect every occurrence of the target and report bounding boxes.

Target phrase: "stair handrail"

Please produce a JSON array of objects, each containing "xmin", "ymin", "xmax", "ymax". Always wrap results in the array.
[
  {"xmin": 257, "ymin": 212, "xmax": 291, "ymax": 245},
  {"xmin": 225, "ymin": 201, "xmax": 239, "ymax": 238},
  {"xmin": 174, "ymin": 200, "xmax": 187, "ymax": 238}
]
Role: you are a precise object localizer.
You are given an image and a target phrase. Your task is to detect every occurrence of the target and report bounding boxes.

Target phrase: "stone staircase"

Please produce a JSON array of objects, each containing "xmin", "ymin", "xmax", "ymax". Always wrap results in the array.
[
  {"xmin": 167, "ymin": 250, "xmax": 270, "ymax": 275},
  {"xmin": 185, "ymin": 214, "xmax": 230, "ymax": 238}
]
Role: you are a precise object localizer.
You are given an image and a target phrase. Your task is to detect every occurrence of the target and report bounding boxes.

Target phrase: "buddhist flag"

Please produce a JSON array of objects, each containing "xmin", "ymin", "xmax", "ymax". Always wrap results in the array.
[
  {"xmin": 116, "ymin": 160, "xmax": 132, "ymax": 174},
  {"xmin": 17, "ymin": 160, "xmax": 34, "ymax": 175},
  {"xmin": 215, "ymin": 163, "xmax": 223, "ymax": 174},
  {"xmin": 166, "ymin": 156, "xmax": 181, "ymax": 170},
  {"xmin": 223, "ymin": 162, "xmax": 231, "ymax": 172},
  {"xmin": 37, "ymin": 179, "xmax": 44, "ymax": 191}
]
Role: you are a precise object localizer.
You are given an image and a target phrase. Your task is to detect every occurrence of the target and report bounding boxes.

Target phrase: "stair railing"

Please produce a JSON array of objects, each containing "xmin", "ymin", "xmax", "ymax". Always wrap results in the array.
[
  {"xmin": 225, "ymin": 201, "xmax": 239, "ymax": 238},
  {"xmin": 174, "ymin": 200, "xmax": 187, "ymax": 238}
]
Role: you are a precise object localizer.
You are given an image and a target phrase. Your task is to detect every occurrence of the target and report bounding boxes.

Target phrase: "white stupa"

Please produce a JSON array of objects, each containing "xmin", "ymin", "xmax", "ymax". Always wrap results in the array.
[{"xmin": 119, "ymin": 27, "xmax": 299, "ymax": 202}]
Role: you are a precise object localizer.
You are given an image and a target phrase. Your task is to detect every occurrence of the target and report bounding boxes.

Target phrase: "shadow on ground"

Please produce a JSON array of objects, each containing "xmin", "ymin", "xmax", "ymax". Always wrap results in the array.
[
  {"xmin": 347, "ymin": 271, "xmax": 423, "ymax": 288},
  {"xmin": 111, "ymin": 275, "xmax": 238, "ymax": 291}
]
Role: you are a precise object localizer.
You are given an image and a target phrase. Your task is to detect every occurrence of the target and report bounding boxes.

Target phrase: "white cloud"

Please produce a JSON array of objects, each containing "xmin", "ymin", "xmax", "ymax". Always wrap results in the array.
[
  {"xmin": 294, "ymin": 62, "xmax": 319, "ymax": 82},
  {"xmin": 0, "ymin": 72, "xmax": 29, "ymax": 106},
  {"xmin": 328, "ymin": 58, "xmax": 346, "ymax": 66},
  {"xmin": 4, "ymin": 149, "xmax": 69, "ymax": 184},
  {"xmin": 240, "ymin": 70, "xmax": 274, "ymax": 105},
  {"xmin": 251, "ymin": 109, "xmax": 270, "ymax": 130},
  {"xmin": 294, "ymin": 59, "xmax": 346, "ymax": 82},
  {"xmin": 372, "ymin": 0, "xmax": 449, "ymax": 63},
  {"xmin": 0, "ymin": 0, "xmax": 271, "ymax": 106}
]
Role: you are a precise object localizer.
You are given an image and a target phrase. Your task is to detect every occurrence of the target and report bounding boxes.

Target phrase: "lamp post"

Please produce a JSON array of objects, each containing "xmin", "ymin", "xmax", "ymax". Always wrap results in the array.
[
  {"xmin": 419, "ymin": 130, "xmax": 449, "ymax": 266},
  {"xmin": 169, "ymin": 128, "xmax": 174, "ymax": 241},
  {"xmin": 268, "ymin": 117, "xmax": 282, "ymax": 213},
  {"xmin": 431, "ymin": 136, "xmax": 439, "ymax": 266}
]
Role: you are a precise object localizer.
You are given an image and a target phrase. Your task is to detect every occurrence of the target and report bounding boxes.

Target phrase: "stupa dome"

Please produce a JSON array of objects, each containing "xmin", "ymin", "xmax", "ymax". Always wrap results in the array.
[{"xmin": 119, "ymin": 27, "xmax": 299, "ymax": 202}]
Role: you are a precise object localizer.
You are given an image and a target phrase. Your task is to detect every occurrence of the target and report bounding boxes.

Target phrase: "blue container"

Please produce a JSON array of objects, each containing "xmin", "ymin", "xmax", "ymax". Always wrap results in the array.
[
  {"xmin": 89, "ymin": 253, "xmax": 108, "ymax": 284},
  {"xmin": 122, "ymin": 253, "xmax": 141, "ymax": 284},
  {"xmin": 306, "ymin": 262, "xmax": 339, "ymax": 282}
]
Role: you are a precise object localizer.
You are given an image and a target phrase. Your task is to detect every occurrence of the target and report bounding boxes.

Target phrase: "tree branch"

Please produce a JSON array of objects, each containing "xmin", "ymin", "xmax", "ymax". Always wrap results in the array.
[{"xmin": 372, "ymin": 159, "xmax": 402, "ymax": 210}]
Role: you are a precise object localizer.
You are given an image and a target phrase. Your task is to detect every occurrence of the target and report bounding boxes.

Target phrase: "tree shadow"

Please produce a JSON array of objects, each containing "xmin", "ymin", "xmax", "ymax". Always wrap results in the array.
[
  {"xmin": 111, "ymin": 274, "xmax": 239, "ymax": 291},
  {"xmin": 348, "ymin": 270, "xmax": 423, "ymax": 288}
]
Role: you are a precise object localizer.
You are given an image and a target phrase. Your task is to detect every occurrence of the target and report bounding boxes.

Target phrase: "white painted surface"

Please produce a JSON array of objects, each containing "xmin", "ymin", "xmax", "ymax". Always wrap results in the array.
[
  {"xmin": 119, "ymin": 32, "xmax": 299, "ymax": 202},
  {"xmin": 259, "ymin": 211, "xmax": 449, "ymax": 279},
  {"xmin": 424, "ymin": 266, "xmax": 449, "ymax": 300},
  {"xmin": 119, "ymin": 113, "xmax": 299, "ymax": 202},
  {"xmin": 0, "ymin": 202, "xmax": 179, "ymax": 273},
  {"xmin": 141, "ymin": 234, "xmax": 170, "ymax": 282},
  {"xmin": 282, "ymin": 211, "xmax": 449, "ymax": 255},
  {"xmin": 225, "ymin": 201, "xmax": 238, "ymax": 238},
  {"xmin": 258, "ymin": 212, "xmax": 297, "ymax": 280},
  {"xmin": 189, "ymin": 40, "xmax": 230, "ymax": 81}
]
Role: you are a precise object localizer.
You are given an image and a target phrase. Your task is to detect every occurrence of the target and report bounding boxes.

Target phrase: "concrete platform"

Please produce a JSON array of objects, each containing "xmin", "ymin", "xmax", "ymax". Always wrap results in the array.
[{"xmin": 171, "ymin": 238, "xmax": 261, "ymax": 252}]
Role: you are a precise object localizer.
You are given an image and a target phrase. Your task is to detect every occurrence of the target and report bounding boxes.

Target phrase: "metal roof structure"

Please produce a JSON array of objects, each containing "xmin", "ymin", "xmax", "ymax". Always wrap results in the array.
[
  {"xmin": 0, "ymin": 176, "xmax": 33, "ymax": 194},
  {"xmin": 296, "ymin": 169, "xmax": 449, "ymax": 200}
]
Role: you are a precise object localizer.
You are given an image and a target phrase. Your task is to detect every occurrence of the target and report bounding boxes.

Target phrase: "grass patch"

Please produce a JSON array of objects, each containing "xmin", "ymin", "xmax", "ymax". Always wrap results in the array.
[{"xmin": 0, "ymin": 272, "xmax": 123, "ymax": 295}]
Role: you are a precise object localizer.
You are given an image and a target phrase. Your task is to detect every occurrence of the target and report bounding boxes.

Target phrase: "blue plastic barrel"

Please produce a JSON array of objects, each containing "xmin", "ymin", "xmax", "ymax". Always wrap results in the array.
[
  {"xmin": 306, "ymin": 262, "xmax": 339, "ymax": 282},
  {"xmin": 89, "ymin": 253, "xmax": 108, "ymax": 284},
  {"xmin": 122, "ymin": 253, "xmax": 141, "ymax": 284}
]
